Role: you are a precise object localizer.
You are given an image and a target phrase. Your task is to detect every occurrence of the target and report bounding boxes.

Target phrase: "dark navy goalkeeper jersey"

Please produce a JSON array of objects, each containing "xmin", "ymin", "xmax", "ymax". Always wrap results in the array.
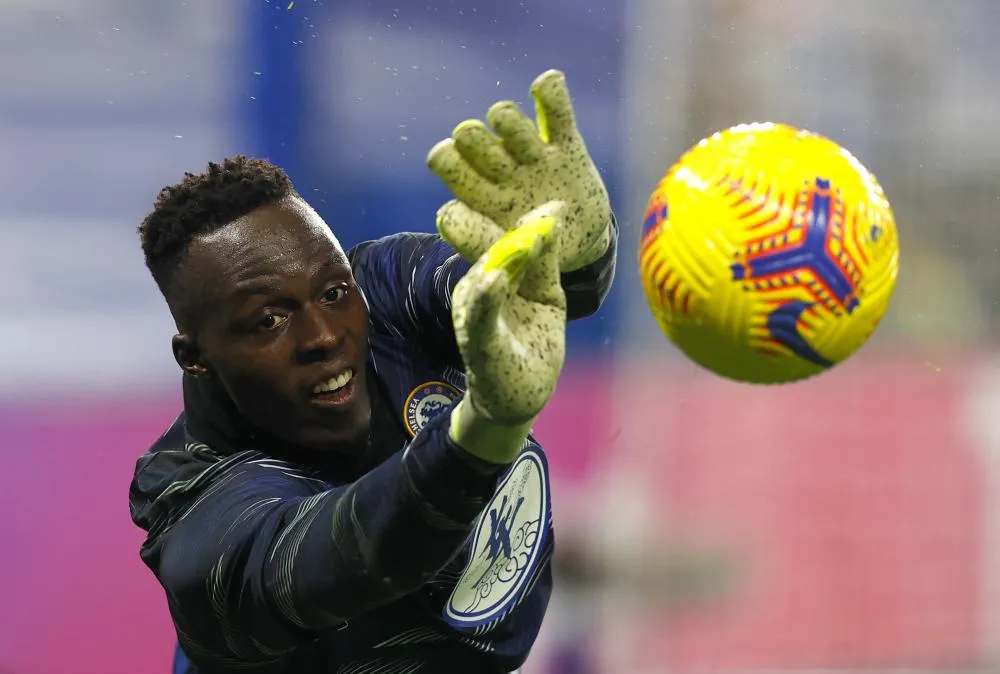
[{"xmin": 129, "ymin": 222, "xmax": 617, "ymax": 674}]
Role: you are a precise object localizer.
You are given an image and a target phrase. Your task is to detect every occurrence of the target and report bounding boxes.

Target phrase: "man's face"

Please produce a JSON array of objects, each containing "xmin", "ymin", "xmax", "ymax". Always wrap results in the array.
[{"xmin": 173, "ymin": 195, "xmax": 371, "ymax": 450}]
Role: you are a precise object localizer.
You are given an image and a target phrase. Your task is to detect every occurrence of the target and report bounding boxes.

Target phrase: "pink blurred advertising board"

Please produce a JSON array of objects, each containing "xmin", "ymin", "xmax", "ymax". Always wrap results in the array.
[{"xmin": 0, "ymin": 358, "xmax": 986, "ymax": 672}]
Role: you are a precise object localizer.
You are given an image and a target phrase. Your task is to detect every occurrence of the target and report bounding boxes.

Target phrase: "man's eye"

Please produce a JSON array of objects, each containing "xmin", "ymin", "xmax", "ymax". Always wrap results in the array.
[
  {"xmin": 257, "ymin": 313, "xmax": 288, "ymax": 331},
  {"xmin": 324, "ymin": 286, "xmax": 349, "ymax": 304}
]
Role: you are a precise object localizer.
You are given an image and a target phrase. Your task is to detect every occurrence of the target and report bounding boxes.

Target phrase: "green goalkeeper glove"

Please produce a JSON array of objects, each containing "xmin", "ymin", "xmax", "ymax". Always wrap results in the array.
[
  {"xmin": 428, "ymin": 69, "xmax": 612, "ymax": 274},
  {"xmin": 442, "ymin": 208, "xmax": 567, "ymax": 465}
]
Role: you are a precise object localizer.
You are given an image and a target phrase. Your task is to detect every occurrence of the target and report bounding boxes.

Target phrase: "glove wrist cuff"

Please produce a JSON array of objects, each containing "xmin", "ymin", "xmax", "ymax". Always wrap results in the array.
[{"xmin": 449, "ymin": 397, "xmax": 534, "ymax": 465}]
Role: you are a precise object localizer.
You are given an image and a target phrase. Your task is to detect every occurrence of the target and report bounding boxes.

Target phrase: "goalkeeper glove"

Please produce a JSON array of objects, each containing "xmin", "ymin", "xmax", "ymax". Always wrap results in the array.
[
  {"xmin": 442, "ymin": 207, "xmax": 567, "ymax": 465},
  {"xmin": 428, "ymin": 69, "xmax": 612, "ymax": 274}
]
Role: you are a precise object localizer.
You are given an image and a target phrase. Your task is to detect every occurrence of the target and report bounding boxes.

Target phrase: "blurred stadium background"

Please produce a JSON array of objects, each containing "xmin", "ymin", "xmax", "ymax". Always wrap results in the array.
[{"xmin": 3, "ymin": 0, "xmax": 999, "ymax": 672}]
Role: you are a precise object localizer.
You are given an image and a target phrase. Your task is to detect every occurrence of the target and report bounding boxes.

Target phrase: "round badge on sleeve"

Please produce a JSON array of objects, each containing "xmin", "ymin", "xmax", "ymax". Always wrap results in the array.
[
  {"xmin": 444, "ymin": 446, "xmax": 552, "ymax": 630},
  {"xmin": 403, "ymin": 381, "xmax": 461, "ymax": 437}
]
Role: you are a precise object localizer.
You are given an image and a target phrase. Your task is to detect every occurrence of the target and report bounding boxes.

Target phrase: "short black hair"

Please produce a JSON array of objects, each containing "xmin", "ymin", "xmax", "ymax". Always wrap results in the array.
[{"xmin": 139, "ymin": 155, "xmax": 295, "ymax": 304}]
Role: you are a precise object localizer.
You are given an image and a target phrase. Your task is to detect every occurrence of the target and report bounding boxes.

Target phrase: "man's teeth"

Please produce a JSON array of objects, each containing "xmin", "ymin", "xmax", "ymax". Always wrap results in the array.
[{"xmin": 312, "ymin": 369, "xmax": 354, "ymax": 394}]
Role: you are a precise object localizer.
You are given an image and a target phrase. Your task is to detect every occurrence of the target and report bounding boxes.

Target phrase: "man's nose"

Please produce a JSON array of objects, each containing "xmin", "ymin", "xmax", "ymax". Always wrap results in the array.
[{"xmin": 296, "ymin": 305, "xmax": 341, "ymax": 360}]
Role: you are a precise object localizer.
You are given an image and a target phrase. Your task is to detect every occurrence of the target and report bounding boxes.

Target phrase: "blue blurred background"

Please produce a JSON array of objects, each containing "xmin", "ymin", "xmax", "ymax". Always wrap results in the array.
[
  {"xmin": 1, "ymin": 0, "xmax": 625, "ymax": 398},
  {"xmin": 5, "ymin": 1, "xmax": 1000, "ymax": 673}
]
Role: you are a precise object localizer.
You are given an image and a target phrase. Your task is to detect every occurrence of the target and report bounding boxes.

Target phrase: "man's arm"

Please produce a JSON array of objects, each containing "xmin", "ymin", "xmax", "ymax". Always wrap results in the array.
[
  {"xmin": 349, "ymin": 215, "xmax": 617, "ymax": 348},
  {"xmin": 134, "ymin": 411, "xmax": 502, "ymax": 666}
]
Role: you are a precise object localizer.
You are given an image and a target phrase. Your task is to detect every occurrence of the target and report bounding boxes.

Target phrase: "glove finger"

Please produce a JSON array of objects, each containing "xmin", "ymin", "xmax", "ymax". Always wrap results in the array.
[
  {"xmin": 452, "ymin": 257, "xmax": 510, "ymax": 358},
  {"xmin": 486, "ymin": 101, "xmax": 546, "ymax": 165},
  {"xmin": 515, "ymin": 205, "xmax": 567, "ymax": 308},
  {"xmin": 452, "ymin": 120, "xmax": 517, "ymax": 183},
  {"xmin": 481, "ymin": 222, "xmax": 547, "ymax": 292},
  {"xmin": 427, "ymin": 138, "xmax": 502, "ymax": 212},
  {"xmin": 436, "ymin": 200, "xmax": 507, "ymax": 263},
  {"xmin": 530, "ymin": 69, "xmax": 579, "ymax": 146}
]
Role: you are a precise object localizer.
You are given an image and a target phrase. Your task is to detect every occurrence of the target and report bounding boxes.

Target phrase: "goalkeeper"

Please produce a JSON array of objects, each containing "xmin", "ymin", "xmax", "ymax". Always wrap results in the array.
[{"xmin": 129, "ymin": 70, "xmax": 617, "ymax": 674}]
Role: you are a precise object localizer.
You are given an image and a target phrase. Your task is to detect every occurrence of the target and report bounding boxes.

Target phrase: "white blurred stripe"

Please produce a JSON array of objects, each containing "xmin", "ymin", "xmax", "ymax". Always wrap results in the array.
[
  {"xmin": 595, "ymin": 1, "xmax": 700, "ymax": 668},
  {"xmin": 0, "ymin": 217, "xmax": 178, "ymax": 397},
  {"xmin": 963, "ymin": 357, "xmax": 1000, "ymax": 664},
  {"xmin": 0, "ymin": 308, "xmax": 177, "ymax": 397},
  {"xmin": 617, "ymin": 0, "xmax": 699, "ymax": 350}
]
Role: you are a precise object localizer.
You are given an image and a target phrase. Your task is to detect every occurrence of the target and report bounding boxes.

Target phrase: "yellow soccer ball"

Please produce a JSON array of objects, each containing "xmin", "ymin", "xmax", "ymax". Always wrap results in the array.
[{"xmin": 639, "ymin": 123, "xmax": 899, "ymax": 384}]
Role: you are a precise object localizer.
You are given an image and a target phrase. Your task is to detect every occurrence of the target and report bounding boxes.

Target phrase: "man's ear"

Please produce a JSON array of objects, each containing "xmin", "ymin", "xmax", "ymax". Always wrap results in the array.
[{"xmin": 172, "ymin": 333, "xmax": 210, "ymax": 377}]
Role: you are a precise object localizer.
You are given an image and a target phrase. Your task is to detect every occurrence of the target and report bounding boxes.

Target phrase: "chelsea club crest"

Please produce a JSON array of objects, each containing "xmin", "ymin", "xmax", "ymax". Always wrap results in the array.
[
  {"xmin": 444, "ymin": 446, "xmax": 552, "ymax": 630},
  {"xmin": 403, "ymin": 381, "xmax": 461, "ymax": 437}
]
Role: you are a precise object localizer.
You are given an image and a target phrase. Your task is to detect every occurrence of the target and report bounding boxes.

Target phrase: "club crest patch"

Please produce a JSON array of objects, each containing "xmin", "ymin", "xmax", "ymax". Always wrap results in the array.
[
  {"xmin": 444, "ymin": 446, "xmax": 551, "ymax": 630},
  {"xmin": 403, "ymin": 381, "xmax": 461, "ymax": 436}
]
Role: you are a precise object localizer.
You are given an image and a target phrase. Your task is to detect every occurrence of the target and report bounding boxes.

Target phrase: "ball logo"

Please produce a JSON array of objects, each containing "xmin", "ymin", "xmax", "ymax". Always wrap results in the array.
[
  {"xmin": 403, "ymin": 381, "xmax": 461, "ymax": 437},
  {"xmin": 444, "ymin": 447, "xmax": 551, "ymax": 630}
]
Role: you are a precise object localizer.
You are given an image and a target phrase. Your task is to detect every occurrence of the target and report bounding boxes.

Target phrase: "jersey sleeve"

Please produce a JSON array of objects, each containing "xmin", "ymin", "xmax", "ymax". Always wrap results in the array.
[
  {"xmin": 348, "ymin": 216, "xmax": 619, "ymax": 353},
  {"xmin": 133, "ymin": 410, "xmax": 504, "ymax": 667}
]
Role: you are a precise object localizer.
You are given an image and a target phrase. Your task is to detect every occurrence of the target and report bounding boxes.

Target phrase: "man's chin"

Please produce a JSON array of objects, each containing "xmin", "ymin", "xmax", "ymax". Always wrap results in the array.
[{"xmin": 297, "ymin": 406, "xmax": 372, "ymax": 453}]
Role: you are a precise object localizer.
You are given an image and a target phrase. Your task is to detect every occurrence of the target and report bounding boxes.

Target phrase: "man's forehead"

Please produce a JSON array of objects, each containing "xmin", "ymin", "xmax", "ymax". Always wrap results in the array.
[
  {"xmin": 201, "ymin": 196, "xmax": 345, "ymax": 256},
  {"xmin": 184, "ymin": 197, "xmax": 350, "ymax": 289}
]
